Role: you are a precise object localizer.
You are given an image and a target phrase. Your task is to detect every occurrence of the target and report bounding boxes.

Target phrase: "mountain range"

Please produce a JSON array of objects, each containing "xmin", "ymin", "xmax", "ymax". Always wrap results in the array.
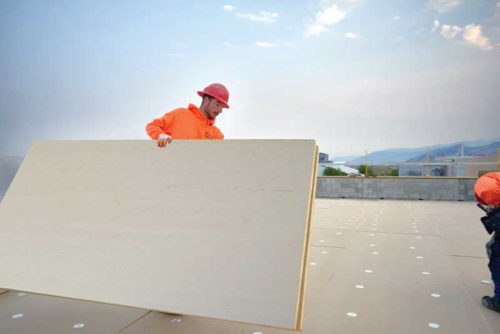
[{"xmin": 333, "ymin": 137, "xmax": 500, "ymax": 164}]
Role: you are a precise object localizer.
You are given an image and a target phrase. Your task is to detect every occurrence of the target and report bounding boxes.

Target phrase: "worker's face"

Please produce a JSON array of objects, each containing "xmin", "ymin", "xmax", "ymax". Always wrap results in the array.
[{"xmin": 204, "ymin": 97, "xmax": 224, "ymax": 120}]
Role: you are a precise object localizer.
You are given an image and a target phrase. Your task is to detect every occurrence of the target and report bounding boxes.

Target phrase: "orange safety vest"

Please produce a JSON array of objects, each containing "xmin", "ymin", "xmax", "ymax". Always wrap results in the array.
[
  {"xmin": 474, "ymin": 172, "xmax": 500, "ymax": 207},
  {"xmin": 146, "ymin": 104, "xmax": 224, "ymax": 140}
]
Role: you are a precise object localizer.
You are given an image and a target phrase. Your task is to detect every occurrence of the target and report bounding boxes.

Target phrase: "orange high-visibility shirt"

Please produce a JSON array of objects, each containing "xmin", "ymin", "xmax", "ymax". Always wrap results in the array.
[
  {"xmin": 146, "ymin": 104, "xmax": 224, "ymax": 140},
  {"xmin": 474, "ymin": 172, "xmax": 500, "ymax": 207}
]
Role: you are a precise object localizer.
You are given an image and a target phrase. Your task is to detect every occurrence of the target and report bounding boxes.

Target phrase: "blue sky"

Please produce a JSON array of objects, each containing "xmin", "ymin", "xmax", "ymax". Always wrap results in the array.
[{"xmin": 1, "ymin": 0, "xmax": 499, "ymax": 157}]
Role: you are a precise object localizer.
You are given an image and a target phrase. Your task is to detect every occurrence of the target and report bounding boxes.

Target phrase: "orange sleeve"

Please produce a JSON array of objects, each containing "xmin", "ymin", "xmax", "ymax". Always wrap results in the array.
[
  {"xmin": 145, "ymin": 111, "xmax": 176, "ymax": 140},
  {"xmin": 474, "ymin": 172, "xmax": 500, "ymax": 207}
]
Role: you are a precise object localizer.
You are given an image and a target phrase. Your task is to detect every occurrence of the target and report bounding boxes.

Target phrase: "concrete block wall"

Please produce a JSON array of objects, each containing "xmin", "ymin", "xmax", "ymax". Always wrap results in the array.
[{"xmin": 316, "ymin": 177, "xmax": 477, "ymax": 201}]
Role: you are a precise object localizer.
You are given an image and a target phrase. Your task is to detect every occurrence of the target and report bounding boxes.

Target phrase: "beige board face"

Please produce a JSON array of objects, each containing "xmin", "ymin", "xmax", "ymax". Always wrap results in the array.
[{"xmin": 0, "ymin": 140, "xmax": 317, "ymax": 330}]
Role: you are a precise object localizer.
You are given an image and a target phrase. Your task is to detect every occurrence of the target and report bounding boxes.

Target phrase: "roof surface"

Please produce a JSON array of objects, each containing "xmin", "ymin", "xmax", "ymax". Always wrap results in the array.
[{"xmin": 1, "ymin": 198, "xmax": 499, "ymax": 334}]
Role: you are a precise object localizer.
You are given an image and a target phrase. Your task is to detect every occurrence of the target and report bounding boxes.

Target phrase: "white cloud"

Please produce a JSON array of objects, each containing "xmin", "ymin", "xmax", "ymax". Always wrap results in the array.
[
  {"xmin": 345, "ymin": 32, "xmax": 358, "ymax": 39},
  {"xmin": 432, "ymin": 20, "xmax": 440, "ymax": 32},
  {"xmin": 306, "ymin": 4, "xmax": 347, "ymax": 36},
  {"xmin": 463, "ymin": 24, "xmax": 493, "ymax": 50},
  {"xmin": 255, "ymin": 41, "xmax": 276, "ymax": 48},
  {"xmin": 306, "ymin": 24, "xmax": 327, "ymax": 35},
  {"xmin": 394, "ymin": 15, "xmax": 400, "ymax": 20},
  {"xmin": 437, "ymin": 22, "xmax": 493, "ymax": 51},
  {"xmin": 440, "ymin": 24, "xmax": 462, "ymax": 39},
  {"xmin": 429, "ymin": 0, "xmax": 463, "ymax": 13},
  {"xmin": 318, "ymin": 5, "xmax": 346, "ymax": 24},
  {"xmin": 236, "ymin": 11, "xmax": 278, "ymax": 24},
  {"xmin": 225, "ymin": 7, "xmax": 279, "ymax": 24}
]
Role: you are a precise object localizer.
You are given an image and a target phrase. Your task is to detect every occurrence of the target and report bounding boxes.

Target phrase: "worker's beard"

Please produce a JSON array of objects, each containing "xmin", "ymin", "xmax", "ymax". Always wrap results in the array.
[{"xmin": 207, "ymin": 109, "xmax": 218, "ymax": 120}]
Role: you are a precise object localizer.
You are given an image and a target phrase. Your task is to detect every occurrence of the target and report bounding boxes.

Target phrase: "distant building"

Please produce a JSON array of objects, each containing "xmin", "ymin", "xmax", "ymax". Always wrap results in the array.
[
  {"xmin": 398, "ymin": 155, "xmax": 499, "ymax": 177},
  {"xmin": 398, "ymin": 163, "xmax": 448, "ymax": 177},
  {"xmin": 465, "ymin": 156, "xmax": 499, "ymax": 176},
  {"xmin": 319, "ymin": 153, "xmax": 330, "ymax": 163}
]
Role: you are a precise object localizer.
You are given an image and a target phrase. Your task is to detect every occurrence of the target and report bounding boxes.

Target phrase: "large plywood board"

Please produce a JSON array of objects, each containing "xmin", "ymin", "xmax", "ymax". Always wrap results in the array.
[{"xmin": 0, "ymin": 140, "xmax": 317, "ymax": 330}]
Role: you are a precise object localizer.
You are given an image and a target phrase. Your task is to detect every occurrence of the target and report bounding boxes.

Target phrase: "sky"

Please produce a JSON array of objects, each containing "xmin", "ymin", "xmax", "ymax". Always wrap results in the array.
[{"xmin": 1, "ymin": 0, "xmax": 499, "ymax": 158}]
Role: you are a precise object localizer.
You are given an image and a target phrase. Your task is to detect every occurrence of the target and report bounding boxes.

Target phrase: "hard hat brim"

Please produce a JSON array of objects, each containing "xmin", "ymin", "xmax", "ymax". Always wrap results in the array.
[{"xmin": 197, "ymin": 91, "xmax": 230, "ymax": 109}]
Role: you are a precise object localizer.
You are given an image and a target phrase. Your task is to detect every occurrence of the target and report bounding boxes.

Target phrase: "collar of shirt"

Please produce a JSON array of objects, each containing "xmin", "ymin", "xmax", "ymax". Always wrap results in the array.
[{"xmin": 188, "ymin": 104, "xmax": 215, "ymax": 126}]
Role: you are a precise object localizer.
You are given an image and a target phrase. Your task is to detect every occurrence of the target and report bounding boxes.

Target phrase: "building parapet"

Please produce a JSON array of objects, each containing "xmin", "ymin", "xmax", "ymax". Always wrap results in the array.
[{"xmin": 316, "ymin": 176, "xmax": 476, "ymax": 201}]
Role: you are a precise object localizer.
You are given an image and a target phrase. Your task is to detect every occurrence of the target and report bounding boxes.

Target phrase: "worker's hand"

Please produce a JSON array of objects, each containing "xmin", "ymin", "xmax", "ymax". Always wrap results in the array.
[{"xmin": 157, "ymin": 134, "xmax": 172, "ymax": 148}]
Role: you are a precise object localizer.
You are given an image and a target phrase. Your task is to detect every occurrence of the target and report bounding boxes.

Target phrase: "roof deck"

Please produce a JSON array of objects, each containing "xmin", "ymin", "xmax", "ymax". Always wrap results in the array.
[{"xmin": 1, "ymin": 199, "xmax": 499, "ymax": 333}]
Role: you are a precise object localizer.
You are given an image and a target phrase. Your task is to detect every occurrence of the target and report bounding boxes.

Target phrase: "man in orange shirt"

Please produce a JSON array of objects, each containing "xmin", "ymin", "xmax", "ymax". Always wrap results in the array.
[
  {"xmin": 475, "ymin": 172, "xmax": 500, "ymax": 313},
  {"xmin": 146, "ymin": 83, "xmax": 229, "ymax": 147}
]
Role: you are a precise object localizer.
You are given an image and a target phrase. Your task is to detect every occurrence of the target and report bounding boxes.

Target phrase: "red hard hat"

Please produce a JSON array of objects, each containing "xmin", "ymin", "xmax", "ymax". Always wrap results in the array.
[
  {"xmin": 474, "ymin": 172, "xmax": 500, "ymax": 207},
  {"xmin": 197, "ymin": 83, "xmax": 230, "ymax": 108}
]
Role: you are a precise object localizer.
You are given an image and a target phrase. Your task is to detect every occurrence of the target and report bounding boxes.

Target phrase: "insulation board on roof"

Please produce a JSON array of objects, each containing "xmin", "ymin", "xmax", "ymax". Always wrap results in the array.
[
  {"xmin": 0, "ymin": 140, "xmax": 317, "ymax": 330},
  {"xmin": 0, "ymin": 291, "xmax": 148, "ymax": 334}
]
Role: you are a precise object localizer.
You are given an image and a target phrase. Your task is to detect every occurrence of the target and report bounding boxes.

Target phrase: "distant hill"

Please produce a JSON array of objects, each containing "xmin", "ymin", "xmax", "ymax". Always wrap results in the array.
[
  {"xmin": 348, "ymin": 137, "xmax": 500, "ymax": 164},
  {"xmin": 0, "ymin": 156, "xmax": 23, "ymax": 201},
  {"xmin": 350, "ymin": 147, "xmax": 428, "ymax": 164},
  {"xmin": 331, "ymin": 155, "xmax": 362, "ymax": 163},
  {"xmin": 408, "ymin": 140, "xmax": 500, "ymax": 162}
]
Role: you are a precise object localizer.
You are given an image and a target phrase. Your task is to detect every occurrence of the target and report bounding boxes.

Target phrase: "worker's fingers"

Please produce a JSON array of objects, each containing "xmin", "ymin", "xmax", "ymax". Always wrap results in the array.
[{"xmin": 156, "ymin": 134, "xmax": 171, "ymax": 148}]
